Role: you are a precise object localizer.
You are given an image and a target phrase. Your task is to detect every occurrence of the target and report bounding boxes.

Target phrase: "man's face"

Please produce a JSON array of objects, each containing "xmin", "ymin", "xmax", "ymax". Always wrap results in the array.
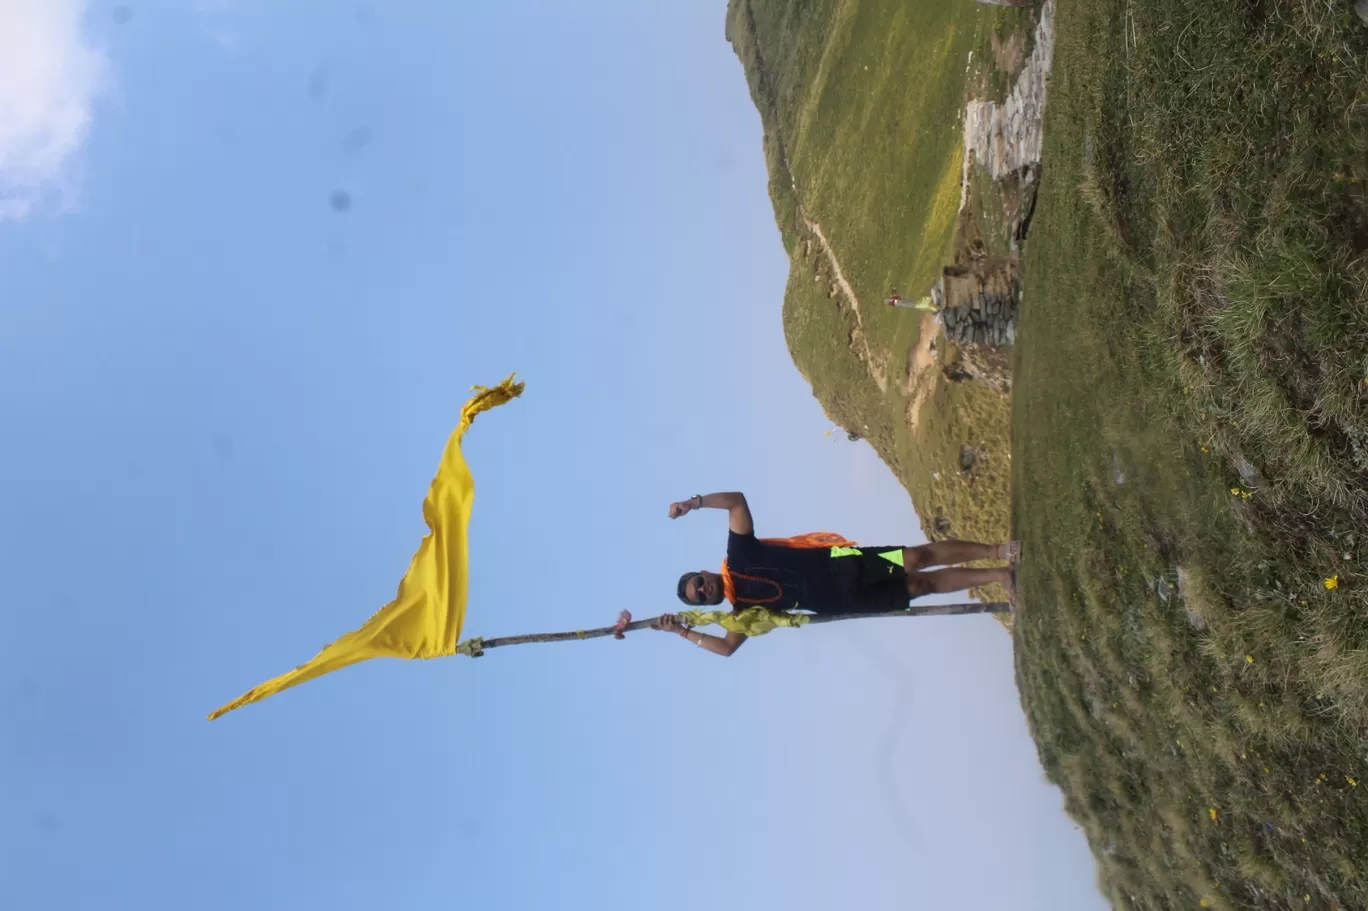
[{"xmin": 682, "ymin": 570, "xmax": 724, "ymax": 606}]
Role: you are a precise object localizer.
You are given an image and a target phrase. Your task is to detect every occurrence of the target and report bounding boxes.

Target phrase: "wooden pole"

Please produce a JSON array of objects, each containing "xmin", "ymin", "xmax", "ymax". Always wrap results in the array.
[{"xmin": 457, "ymin": 601, "xmax": 1010, "ymax": 657}]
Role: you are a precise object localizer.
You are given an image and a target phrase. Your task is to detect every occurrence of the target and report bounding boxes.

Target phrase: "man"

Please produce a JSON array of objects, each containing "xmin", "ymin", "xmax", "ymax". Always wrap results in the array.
[{"xmin": 655, "ymin": 491, "xmax": 1017, "ymax": 656}]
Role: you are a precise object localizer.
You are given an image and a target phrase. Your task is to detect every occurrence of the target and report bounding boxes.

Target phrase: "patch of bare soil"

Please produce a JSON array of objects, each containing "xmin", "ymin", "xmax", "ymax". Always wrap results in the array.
[
  {"xmin": 801, "ymin": 209, "xmax": 889, "ymax": 393},
  {"xmin": 902, "ymin": 310, "xmax": 941, "ymax": 435},
  {"xmin": 991, "ymin": 30, "xmax": 1026, "ymax": 76}
]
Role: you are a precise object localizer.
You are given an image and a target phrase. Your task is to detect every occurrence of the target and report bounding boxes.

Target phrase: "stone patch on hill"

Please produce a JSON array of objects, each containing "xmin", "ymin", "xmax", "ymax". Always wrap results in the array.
[{"xmin": 929, "ymin": 0, "xmax": 1056, "ymax": 369}]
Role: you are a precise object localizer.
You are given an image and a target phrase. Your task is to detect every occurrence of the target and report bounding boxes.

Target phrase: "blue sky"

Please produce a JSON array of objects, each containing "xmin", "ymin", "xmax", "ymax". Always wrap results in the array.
[{"xmin": 1, "ymin": 2, "xmax": 1106, "ymax": 909}]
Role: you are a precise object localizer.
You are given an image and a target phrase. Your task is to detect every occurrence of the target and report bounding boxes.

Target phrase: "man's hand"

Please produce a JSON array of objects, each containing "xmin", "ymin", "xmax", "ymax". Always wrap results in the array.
[
  {"xmin": 654, "ymin": 613, "xmax": 688, "ymax": 634},
  {"xmin": 654, "ymin": 613, "xmax": 747, "ymax": 658},
  {"xmin": 668, "ymin": 491, "xmax": 753, "ymax": 535}
]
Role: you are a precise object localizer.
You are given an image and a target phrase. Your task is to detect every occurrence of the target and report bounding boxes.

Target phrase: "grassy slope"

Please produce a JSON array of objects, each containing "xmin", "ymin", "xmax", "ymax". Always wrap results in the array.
[
  {"xmin": 726, "ymin": 0, "xmax": 1022, "ymax": 565},
  {"xmin": 733, "ymin": 0, "xmax": 1368, "ymax": 906},
  {"xmin": 1013, "ymin": 0, "xmax": 1368, "ymax": 907}
]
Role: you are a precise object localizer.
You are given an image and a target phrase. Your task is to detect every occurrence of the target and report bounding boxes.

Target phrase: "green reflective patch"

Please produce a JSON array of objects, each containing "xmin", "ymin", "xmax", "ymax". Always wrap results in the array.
[
  {"xmin": 877, "ymin": 548, "xmax": 905, "ymax": 567},
  {"xmin": 830, "ymin": 546, "xmax": 864, "ymax": 558}
]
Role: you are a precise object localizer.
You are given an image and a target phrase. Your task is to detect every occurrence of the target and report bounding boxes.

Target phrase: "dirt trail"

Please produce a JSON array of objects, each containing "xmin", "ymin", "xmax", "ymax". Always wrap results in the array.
[
  {"xmin": 801, "ymin": 211, "xmax": 889, "ymax": 393},
  {"xmin": 902, "ymin": 310, "xmax": 941, "ymax": 435},
  {"xmin": 801, "ymin": 219, "xmax": 939, "ymax": 431}
]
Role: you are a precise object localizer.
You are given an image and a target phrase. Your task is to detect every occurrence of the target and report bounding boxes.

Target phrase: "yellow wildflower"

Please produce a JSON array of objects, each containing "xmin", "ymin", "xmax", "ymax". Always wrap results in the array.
[
  {"xmin": 1348, "ymin": 776, "xmax": 1358, "ymax": 787},
  {"xmin": 1209, "ymin": 807, "xmax": 1218, "ymax": 822},
  {"xmin": 1245, "ymin": 655, "xmax": 1254, "ymax": 664},
  {"xmin": 1231, "ymin": 487, "xmax": 1241, "ymax": 495},
  {"xmin": 1324, "ymin": 575, "xmax": 1339, "ymax": 590}
]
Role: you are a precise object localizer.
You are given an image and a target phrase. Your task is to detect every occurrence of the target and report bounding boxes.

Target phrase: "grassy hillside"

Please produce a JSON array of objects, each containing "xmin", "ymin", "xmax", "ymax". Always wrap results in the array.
[
  {"xmin": 725, "ymin": 0, "xmax": 1027, "ymax": 569},
  {"xmin": 732, "ymin": 0, "xmax": 1368, "ymax": 906},
  {"xmin": 1012, "ymin": 0, "xmax": 1368, "ymax": 907}
]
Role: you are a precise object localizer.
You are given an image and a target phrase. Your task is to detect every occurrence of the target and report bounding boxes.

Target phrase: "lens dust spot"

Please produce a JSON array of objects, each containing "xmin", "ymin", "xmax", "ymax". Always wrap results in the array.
[{"xmin": 341, "ymin": 126, "xmax": 373, "ymax": 155}]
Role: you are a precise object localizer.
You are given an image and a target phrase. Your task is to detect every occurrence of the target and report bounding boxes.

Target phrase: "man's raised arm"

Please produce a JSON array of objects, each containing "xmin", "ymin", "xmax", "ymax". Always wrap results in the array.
[{"xmin": 667, "ymin": 491, "xmax": 754, "ymax": 535}]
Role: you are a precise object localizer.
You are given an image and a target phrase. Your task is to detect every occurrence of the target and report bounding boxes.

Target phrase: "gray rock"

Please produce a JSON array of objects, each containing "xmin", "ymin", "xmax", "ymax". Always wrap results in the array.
[
  {"xmin": 1169, "ymin": 567, "xmax": 1208, "ymax": 630},
  {"xmin": 1230, "ymin": 452, "xmax": 1265, "ymax": 490}
]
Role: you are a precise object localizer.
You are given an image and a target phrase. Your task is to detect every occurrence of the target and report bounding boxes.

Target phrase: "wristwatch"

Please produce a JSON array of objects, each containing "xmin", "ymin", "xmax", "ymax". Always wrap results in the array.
[{"xmin": 692, "ymin": 494, "xmax": 703, "ymax": 508}]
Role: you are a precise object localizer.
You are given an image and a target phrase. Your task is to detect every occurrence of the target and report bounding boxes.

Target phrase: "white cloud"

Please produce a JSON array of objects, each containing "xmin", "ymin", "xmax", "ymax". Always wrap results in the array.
[{"xmin": 0, "ymin": 0, "xmax": 108, "ymax": 221}]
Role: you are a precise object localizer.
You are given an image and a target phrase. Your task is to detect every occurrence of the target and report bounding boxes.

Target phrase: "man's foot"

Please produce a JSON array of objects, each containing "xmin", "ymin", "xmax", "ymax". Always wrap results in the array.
[{"xmin": 1000, "ymin": 540, "xmax": 1022, "ymax": 564}]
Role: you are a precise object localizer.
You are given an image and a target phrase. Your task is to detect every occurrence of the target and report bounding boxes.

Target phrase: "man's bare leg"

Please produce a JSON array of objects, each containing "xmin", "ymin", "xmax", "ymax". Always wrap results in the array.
[
  {"xmin": 903, "ymin": 539, "xmax": 1018, "ymax": 569},
  {"xmin": 907, "ymin": 565, "xmax": 1013, "ymax": 596}
]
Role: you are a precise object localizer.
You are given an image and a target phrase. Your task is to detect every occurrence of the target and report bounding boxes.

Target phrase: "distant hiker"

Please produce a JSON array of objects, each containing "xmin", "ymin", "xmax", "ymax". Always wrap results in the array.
[
  {"xmin": 886, "ymin": 287, "xmax": 938, "ymax": 311},
  {"xmin": 657, "ymin": 491, "xmax": 1018, "ymax": 656}
]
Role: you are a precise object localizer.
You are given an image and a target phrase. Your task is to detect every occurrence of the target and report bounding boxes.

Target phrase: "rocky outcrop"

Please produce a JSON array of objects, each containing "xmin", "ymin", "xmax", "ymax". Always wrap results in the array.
[
  {"xmin": 924, "ymin": 257, "xmax": 1020, "ymax": 350},
  {"xmin": 935, "ymin": 270, "xmax": 1020, "ymax": 348},
  {"xmin": 932, "ymin": 0, "xmax": 1056, "ymax": 357},
  {"xmin": 960, "ymin": 0, "xmax": 1055, "ymax": 185}
]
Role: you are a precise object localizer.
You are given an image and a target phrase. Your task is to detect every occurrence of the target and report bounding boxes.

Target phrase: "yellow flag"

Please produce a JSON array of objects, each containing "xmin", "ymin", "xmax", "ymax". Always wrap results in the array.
[{"xmin": 208, "ymin": 375, "xmax": 524, "ymax": 721}]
